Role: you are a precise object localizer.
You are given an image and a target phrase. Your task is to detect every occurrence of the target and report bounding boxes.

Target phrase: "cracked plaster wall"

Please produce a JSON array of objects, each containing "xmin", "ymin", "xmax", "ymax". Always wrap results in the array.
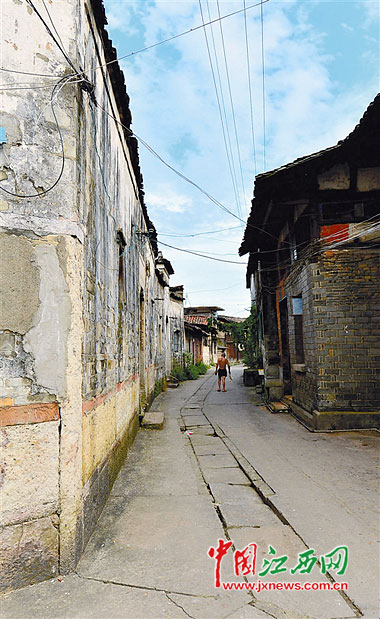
[
  {"xmin": 0, "ymin": 0, "xmax": 81, "ymax": 593},
  {"xmin": 1, "ymin": 0, "xmax": 184, "ymax": 592}
]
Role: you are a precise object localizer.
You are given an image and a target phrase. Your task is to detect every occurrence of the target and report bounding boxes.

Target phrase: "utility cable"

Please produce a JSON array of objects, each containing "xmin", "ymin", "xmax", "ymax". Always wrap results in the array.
[
  {"xmin": 41, "ymin": 0, "xmax": 68, "ymax": 59},
  {"xmin": 216, "ymin": 0, "xmax": 247, "ymax": 215},
  {"xmin": 0, "ymin": 1, "xmax": 270, "ymax": 80},
  {"xmin": 0, "ymin": 82, "xmax": 66, "ymax": 91},
  {"xmin": 159, "ymin": 234, "xmax": 241, "ymax": 245},
  {"xmin": 25, "ymin": 0, "xmax": 78, "ymax": 75},
  {"xmin": 204, "ymin": 0, "xmax": 242, "ymax": 216},
  {"xmin": 158, "ymin": 224, "xmax": 243, "ymax": 237},
  {"xmin": 260, "ymin": 0, "xmax": 266, "ymax": 170},
  {"xmin": 243, "ymin": 0, "xmax": 257, "ymax": 178},
  {"xmin": 0, "ymin": 67, "xmax": 67, "ymax": 78},
  {"xmin": 0, "ymin": 74, "xmax": 73, "ymax": 198},
  {"xmin": 90, "ymin": 0, "xmax": 270, "ymax": 74},
  {"xmin": 199, "ymin": 0, "xmax": 242, "ymax": 218},
  {"xmin": 157, "ymin": 240, "xmax": 246, "ymax": 264},
  {"xmin": 94, "ymin": 99, "xmax": 285, "ymax": 245},
  {"xmin": 188, "ymin": 282, "xmax": 242, "ymax": 293}
]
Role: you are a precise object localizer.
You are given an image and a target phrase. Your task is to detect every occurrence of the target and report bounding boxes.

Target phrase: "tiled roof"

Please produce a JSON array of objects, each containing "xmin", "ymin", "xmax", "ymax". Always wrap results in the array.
[
  {"xmin": 185, "ymin": 315, "xmax": 209, "ymax": 326},
  {"xmin": 255, "ymin": 93, "xmax": 380, "ymax": 182}
]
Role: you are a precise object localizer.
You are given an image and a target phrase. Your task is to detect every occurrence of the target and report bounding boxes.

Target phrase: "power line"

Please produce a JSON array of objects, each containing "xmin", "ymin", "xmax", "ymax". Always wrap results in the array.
[
  {"xmin": 199, "ymin": 0, "xmax": 242, "ymax": 218},
  {"xmin": 91, "ymin": 0, "xmax": 270, "ymax": 74},
  {"xmin": 94, "ymin": 100, "xmax": 284, "ymax": 245},
  {"xmin": 25, "ymin": 0, "xmax": 78, "ymax": 75},
  {"xmin": 159, "ymin": 234, "xmax": 241, "ymax": 245},
  {"xmin": 243, "ymin": 0, "xmax": 257, "ymax": 178},
  {"xmin": 0, "ymin": 84, "xmax": 64, "ymax": 92},
  {"xmin": 157, "ymin": 240, "xmax": 246, "ymax": 265},
  {"xmin": 41, "ymin": 0, "xmax": 68, "ymax": 59},
  {"xmin": 206, "ymin": 0, "xmax": 243, "ymax": 218},
  {"xmin": 188, "ymin": 283, "xmax": 242, "ymax": 293},
  {"xmin": 0, "ymin": 67, "xmax": 66, "ymax": 78},
  {"xmin": 0, "ymin": 74, "xmax": 74, "ymax": 199},
  {"xmin": 158, "ymin": 224, "xmax": 243, "ymax": 237},
  {"xmin": 216, "ymin": 0, "xmax": 247, "ymax": 216},
  {"xmin": 260, "ymin": 0, "xmax": 266, "ymax": 170}
]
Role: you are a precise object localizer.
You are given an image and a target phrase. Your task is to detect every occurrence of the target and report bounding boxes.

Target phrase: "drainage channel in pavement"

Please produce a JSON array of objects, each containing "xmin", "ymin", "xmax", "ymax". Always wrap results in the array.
[{"xmin": 178, "ymin": 376, "xmax": 363, "ymax": 619}]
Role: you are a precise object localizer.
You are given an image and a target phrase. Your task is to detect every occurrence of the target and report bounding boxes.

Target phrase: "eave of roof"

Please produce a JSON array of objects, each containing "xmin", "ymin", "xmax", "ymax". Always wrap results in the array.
[
  {"xmin": 239, "ymin": 93, "xmax": 380, "ymax": 256},
  {"xmin": 255, "ymin": 93, "xmax": 380, "ymax": 182},
  {"xmin": 184, "ymin": 315, "xmax": 209, "ymax": 326},
  {"xmin": 89, "ymin": 0, "xmax": 158, "ymax": 256}
]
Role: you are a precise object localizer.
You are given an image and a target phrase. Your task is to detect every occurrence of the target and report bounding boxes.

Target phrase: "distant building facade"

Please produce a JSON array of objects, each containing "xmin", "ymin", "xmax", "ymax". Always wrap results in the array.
[
  {"xmin": 184, "ymin": 306, "xmax": 222, "ymax": 364},
  {"xmin": 217, "ymin": 315, "xmax": 245, "ymax": 362},
  {"xmin": 240, "ymin": 96, "xmax": 380, "ymax": 431},
  {"xmin": 0, "ymin": 0, "xmax": 183, "ymax": 591}
]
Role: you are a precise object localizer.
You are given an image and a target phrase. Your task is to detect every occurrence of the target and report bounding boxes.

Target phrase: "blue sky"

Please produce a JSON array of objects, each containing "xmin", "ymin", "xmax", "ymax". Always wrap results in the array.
[{"xmin": 103, "ymin": 0, "xmax": 379, "ymax": 317}]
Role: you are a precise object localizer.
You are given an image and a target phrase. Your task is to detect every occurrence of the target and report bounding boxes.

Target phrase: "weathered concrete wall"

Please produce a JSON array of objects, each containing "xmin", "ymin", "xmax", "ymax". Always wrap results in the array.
[
  {"xmin": 0, "ymin": 0, "xmax": 83, "ymax": 591},
  {"xmin": 0, "ymin": 0, "xmax": 184, "ymax": 592}
]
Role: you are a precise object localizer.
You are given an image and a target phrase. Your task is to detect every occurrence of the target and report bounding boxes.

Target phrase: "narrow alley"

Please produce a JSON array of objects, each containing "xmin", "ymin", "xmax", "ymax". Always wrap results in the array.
[{"xmin": 2, "ymin": 367, "xmax": 378, "ymax": 619}]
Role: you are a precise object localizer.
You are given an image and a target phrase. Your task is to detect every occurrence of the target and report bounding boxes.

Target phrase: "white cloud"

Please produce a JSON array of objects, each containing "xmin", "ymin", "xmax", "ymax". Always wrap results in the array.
[
  {"xmin": 104, "ymin": 0, "xmax": 379, "ymax": 315},
  {"xmin": 357, "ymin": 1, "xmax": 380, "ymax": 28},
  {"xmin": 341, "ymin": 22, "xmax": 354, "ymax": 32},
  {"xmin": 146, "ymin": 188, "xmax": 193, "ymax": 213}
]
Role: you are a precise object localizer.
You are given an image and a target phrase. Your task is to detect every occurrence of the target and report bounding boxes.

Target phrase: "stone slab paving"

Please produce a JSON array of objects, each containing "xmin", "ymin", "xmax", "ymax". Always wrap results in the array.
[
  {"xmin": 0, "ymin": 575, "xmax": 186, "ymax": 619},
  {"xmin": 181, "ymin": 415, "xmax": 211, "ymax": 426},
  {"xmin": 201, "ymin": 467, "xmax": 251, "ymax": 486},
  {"xmin": 197, "ymin": 454, "xmax": 239, "ymax": 469},
  {"xmin": 2, "ymin": 369, "xmax": 370, "ymax": 618},
  {"xmin": 192, "ymin": 442, "xmax": 231, "ymax": 456},
  {"xmin": 167, "ymin": 594, "xmax": 270, "ymax": 619},
  {"xmin": 222, "ymin": 502, "xmax": 281, "ymax": 529},
  {"xmin": 208, "ymin": 483, "xmax": 265, "ymax": 506},
  {"xmin": 77, "ymin": 493, "xmax": 242, "ymax": 597},
  {"xmin": 229, "ymin": 526, "xmax": 352, "ymax": 619},
  {"xmin": 204, "ymin": 366, "xmax": 378, "ymax": 618}
]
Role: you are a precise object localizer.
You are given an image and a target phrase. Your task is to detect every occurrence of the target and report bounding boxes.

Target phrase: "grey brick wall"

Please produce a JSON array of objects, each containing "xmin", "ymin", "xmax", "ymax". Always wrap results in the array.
[
  {"xmin": 285, "ymin": 262, "xmax": 318, "ymax": 412},
  {"xmin": 285, "ymin": 249, "xmax": 380, "ymax": 412}
]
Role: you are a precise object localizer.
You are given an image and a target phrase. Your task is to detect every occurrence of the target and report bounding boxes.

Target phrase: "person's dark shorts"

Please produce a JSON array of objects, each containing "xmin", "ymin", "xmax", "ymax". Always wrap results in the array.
[{"xmin": 218, "ymin": 369, "xmax": 227, "ymax": 378}]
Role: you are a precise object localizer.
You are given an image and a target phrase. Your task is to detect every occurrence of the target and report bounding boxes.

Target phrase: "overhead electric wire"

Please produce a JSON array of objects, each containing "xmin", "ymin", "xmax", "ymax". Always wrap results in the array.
[
  {"xmin": 159, "ymin": 234, "xmax": 241, "ymax": 245},
  {"xmin": 199, "ymin": 0, "xmax": 242, "ymax": 218},
  {"xmin": 188, "ymin": 282, "xmax": 242, "ymax": 293},
  {"xmin": 0, "ymin": 0, "xmax": 270, "ymax": 81},
  {"xmin": 243, "ymin": 0, "xmax": 257, "ymax": 177},
  {"xmin": 204, "ymin": 0, "xmax": 242, "ymax": 217},
  {"xmin": 25, "ymin": 0, "xmax": 78, "ymax": 75},
  {"xmin": 0, "ymin": 67, "xmax": 67, "ymax": 78},
  {"xmin": 94, "ymin": 99, "xmax": 286, "ymax": 245},
  {"xmin": 216, "ymin": 0, "xmax": 247, "ymax": 215},
  {"xmin": 0, "ymin": 74, "xmax": 74, "ymax": 198},
  {"xmin": 31, "ymin": 74, "xmax": 85, "ymax": 145},
  {"xmin": 158, "ymin": 224, "xmax": 243, "ymax": 237},
  {"xmin": 157, "ymin": 240, "xmax": 246, "ymax": 265},
  {"xmin": 0, "ymin": 82, "xmax": 66, "ymax": 91},
  {"xmin": 90, "ymin": 0, "xmax": 270, "ymax": 73},
  {"xmin": 260, "ymin": 0, "xmax": 266, "ymax": 170},
  {"xmin": 41, "ymin": 0, "xmax": 68, "ymax": 59},
  {"xmin": 256, "ymin": 216, "xmax": 380, "ymax": 275}
]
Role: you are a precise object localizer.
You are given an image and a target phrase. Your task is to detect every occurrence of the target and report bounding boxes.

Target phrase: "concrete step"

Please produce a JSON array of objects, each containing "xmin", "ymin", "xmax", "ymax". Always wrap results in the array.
[
  {"xmin": 141, "ymin": 411, "xmax": 165, "ymax": 430},
  {"xmin": 266, "ymin": 400, "xmax": 290, "ymax": 413}
]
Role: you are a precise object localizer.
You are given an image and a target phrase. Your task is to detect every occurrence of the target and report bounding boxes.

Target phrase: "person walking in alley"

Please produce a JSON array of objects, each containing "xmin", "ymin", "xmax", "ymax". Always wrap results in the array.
[{"xmin": 215, "ymin": 352, "xmax": 231, "ymax": 392}]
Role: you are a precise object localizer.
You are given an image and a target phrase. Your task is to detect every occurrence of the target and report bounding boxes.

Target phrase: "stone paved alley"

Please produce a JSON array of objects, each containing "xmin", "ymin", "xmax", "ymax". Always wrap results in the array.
[{"xmin": 1, "ymin": 367, "xmax": 379, "ymax": 619}]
